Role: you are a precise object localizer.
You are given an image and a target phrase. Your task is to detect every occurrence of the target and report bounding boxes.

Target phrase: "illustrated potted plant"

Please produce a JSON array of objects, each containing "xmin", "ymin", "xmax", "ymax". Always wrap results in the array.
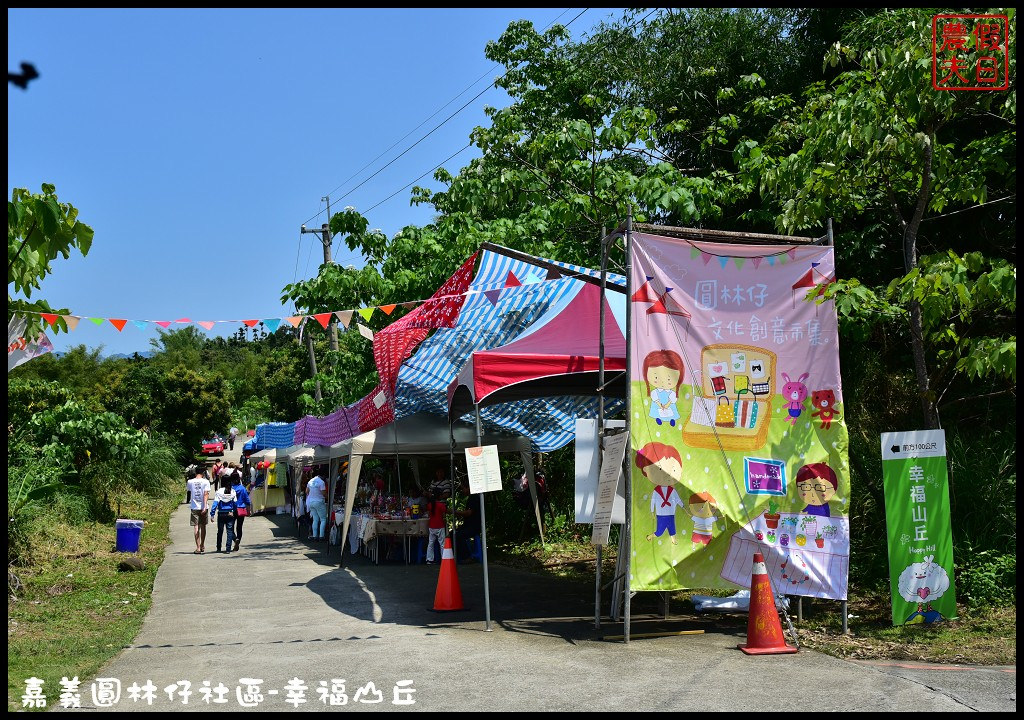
[
  {"xmin": 796, "ymin": 533, "xmax": 807, "ymax": 547},
  {"xmin": 815, "ymin": 533, "xmax": 825, "ymax": 548},
  {"xmin": 780, "ymin": 533, "xmax": 790, "ymax": 547},
  {"xmin": 767, "ymin": 530, "xmax": 776, "ymax": 543},
  {"xmin": 755, "ymin": 531, "xmax": 764, "ymax": 541},
  {"xmin": 763, "ymin": 500, "xmax": 781, "ymax": 529}
]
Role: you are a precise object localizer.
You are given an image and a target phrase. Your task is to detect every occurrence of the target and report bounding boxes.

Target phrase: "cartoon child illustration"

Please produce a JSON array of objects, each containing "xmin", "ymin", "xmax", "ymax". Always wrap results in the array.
[
  {"xmin": 636, "ymin": 442, "xmax": 685, "ymax": 544},
  {"xmin": 685, "ymin": 491, "xmax": 725, "ymax": 550},
  {"xmin": 643, "ymin": 349, "xmax": 685, "ymax": 427},
  {"xmin": 810, "ymin": 389, "xmax": 840, "ymax": 430},
  {"xmin": 897, "ymin": 555, "xmax": 951, "ymax": 624},
  {"xmin": 794, "ymin": 462, "xmax": 838, "ymax": 517}
]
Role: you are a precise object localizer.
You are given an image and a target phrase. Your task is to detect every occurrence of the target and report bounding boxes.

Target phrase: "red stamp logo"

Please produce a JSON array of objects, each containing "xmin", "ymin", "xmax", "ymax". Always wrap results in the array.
[{"xmin": 932, "ymin": 14, "xmax": 1010, "ymax": 91}]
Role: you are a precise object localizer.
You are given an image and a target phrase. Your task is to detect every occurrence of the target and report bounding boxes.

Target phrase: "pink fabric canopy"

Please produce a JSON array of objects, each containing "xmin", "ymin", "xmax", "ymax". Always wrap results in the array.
[{"xmin": 448, "ymin": 281, "xmax": 626, "ymax": 415}]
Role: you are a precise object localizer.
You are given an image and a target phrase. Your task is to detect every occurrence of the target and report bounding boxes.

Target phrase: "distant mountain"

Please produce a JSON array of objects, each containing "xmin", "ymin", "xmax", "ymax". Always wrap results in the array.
[{"xmin": 106, "ymin": 351, "xmax": 155, "ymax": 360}]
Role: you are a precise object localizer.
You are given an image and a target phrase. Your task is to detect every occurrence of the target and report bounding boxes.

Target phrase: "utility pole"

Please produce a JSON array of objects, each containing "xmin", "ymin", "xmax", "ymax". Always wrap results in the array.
[{"xmin": 300, "ymin": 196, "xmax": 340, "ymax": 354}]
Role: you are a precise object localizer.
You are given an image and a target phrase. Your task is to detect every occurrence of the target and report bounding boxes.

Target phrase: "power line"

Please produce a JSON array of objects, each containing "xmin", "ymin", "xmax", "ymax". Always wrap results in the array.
[
  {"xmin": 301, "ymin": 8, "xmax": 589, "ymax": 227},
  {"xmin": 351, "ymin": 8, "xmax": 658, "ymax": 223}
]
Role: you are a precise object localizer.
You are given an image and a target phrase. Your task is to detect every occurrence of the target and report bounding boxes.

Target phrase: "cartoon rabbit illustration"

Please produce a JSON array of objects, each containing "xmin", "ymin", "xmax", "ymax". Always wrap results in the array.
[{"xmin": 781, "ymin": 372, "xmax": 809, "ymax": 425}]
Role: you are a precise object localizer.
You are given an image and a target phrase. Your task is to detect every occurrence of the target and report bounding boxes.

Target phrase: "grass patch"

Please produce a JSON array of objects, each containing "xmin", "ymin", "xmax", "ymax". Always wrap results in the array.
[
  {"xmin": 7, "ymin": 485, "xmax": 181, "ymax": 711},
  {"xmin": 493, "ymin": 540, "xmax": 1016, "ymax": 665}
]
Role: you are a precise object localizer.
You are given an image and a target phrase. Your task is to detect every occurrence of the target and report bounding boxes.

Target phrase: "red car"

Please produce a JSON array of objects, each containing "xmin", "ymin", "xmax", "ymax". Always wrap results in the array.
[{"xmin": 201, "ymin": 436, "xmax": 225, "ymax": 456}]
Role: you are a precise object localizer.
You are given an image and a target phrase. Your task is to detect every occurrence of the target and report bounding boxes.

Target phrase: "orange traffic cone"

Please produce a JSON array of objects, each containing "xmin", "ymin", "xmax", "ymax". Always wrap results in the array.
[
  {"xmin": 432, "ymin": 537, "xmax": 465, "ymax": 612},
  {"xmin": 738, "ymin": 552, "xmax": 798, "ymax": 655}
]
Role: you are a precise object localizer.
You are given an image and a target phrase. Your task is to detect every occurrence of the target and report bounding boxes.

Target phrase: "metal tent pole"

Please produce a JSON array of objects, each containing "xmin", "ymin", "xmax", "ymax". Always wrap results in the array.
[
  {"xmin": 596, "ymin": 225, "xmax": 608, "ymax": 630},
  {"xmin": 475, "ymin": 403, "xmax": 493, "ymax": 632},
  {"xmin": 623, "ymin": 210, "xmax": 634, "ymax": 645}
]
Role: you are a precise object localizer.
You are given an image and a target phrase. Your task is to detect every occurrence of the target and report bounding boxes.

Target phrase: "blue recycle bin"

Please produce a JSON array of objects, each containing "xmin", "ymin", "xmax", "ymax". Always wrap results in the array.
[{"xmin": 115, "ymin": 519, "xmax": 145, "ymax": 553}]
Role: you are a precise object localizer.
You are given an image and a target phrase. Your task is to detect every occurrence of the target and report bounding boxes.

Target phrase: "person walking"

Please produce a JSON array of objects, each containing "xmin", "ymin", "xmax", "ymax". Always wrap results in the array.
[
  {"xmin": 454, "ymin": 480, "xmax": 482, "ymax": 563},
  {"xmin": 231, "ymin": 472, "xmax": 252, "ymax": 551},
  {"xmin": 228, "ymin": 426, "xmax": 239, "ymax": 451},
  {"xmin": 186, "ymin": 466, "xmax": 211, "ymax": 554},
  {"xmin": 306, "ymin": 468, "xmax": 328, "ymax": 541},
  {"xmin": 210, "ymin": 476, "xmax": 238, "ymax": 553},
  {"xmin": 425, "ymin": 490, "xmax": 447, "ymax": 564}
]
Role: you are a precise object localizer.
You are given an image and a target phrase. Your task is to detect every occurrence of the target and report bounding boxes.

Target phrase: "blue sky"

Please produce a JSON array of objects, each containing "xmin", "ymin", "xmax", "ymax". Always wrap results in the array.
[{"xmin": 8, "ymin": 8, "xmax": 621, "ymax": 356}]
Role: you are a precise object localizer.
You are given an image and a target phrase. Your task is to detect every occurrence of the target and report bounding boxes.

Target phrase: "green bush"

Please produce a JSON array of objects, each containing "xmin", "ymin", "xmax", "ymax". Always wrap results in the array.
[{"xmin": 956, "ymin": 550, "xmax": 1016, "ymax": 608}]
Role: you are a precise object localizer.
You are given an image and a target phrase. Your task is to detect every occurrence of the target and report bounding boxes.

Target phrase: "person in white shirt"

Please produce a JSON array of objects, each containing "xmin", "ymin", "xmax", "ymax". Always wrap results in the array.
[
  {"xmin": 186, "ymin": 467, "xmax": 211, "ymax": 554},
  {"xmin": 306, "ymin": 471, "xmax": 328, "ymax": 541}
]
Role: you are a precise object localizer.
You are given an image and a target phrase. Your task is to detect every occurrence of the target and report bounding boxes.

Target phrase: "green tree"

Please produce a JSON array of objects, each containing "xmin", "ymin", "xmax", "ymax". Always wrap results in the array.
[
  {"xmin": 155, "ymin": 365, "xmax": 231, "ymax": 459},
  {"xmin": 8, "ymin": 184, "xmax": 94, "ymax": 339},
  {"xmin": 745, "ymin": 7, "xmax": 1016, "ymax": 427}
]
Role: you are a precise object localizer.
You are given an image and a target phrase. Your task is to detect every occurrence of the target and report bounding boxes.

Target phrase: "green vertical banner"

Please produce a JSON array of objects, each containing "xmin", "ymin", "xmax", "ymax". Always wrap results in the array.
[{"xmin": 881, "ymin": 430, "xmax": 957, "ymax": 626}]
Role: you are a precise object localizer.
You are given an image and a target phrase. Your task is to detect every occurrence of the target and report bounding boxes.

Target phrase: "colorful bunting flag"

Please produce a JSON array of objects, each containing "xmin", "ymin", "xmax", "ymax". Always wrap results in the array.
[
  {"xmin": 734, "ymin": 257, "xmax": 746, "ymax": 271},
  {"xmin": 198, "ymin": 321, "xmax": 216, "ymax": 330},
  {"xmin": 545, "ymin": 267, "xmax": 562, "ymax": 281},
  {"xmin": 109, "ymin": 319, "xmax": 128, "ymax": 332},
  {"xmin": 132, "ymin": 320, "xmax": 148, "ymax": 330},
  {"xmin": 358, "ymin": 308, "xmax": 375, "ymax": 322},
  {"xmin": 717, "ymin": 257, "xmax": 729, "ymax": 269},
  {"xmin": 89, "ymin": 317, "xmax": 105, "ymax": 326},
  {"xmin": 357, "ymin": 324, "xmax": 374, "ymax": 341},
  {"xmin": 312, "ymin": 313, "xmax": 332, "ymax": 329},
  {"xmin": 379, "ymin": 304, "xmax": 397, "ymax": 315},
  {"xmin": 243, "ymin": 319, "xmax": 260, "ymax": 328},
  {"xmin": 787, "ymin": 248, "xmax": 797, "ymax": 261},
  {"xmin": 504, "ymin": 271, "xmax": 521, "ymax": 288},
  {"xmin": 483, "ymin": 289, "xmax": 502, "ymax": 306},
  {"xmin": 40, "ymin": 313, "xmax": 59, "ymax": 326},
  {"xmin": 690, "ymin": 247, "xmax": 701, "ymax": 260},
  {"xmin": 263, "ymin": 318, "xmax": 281, "ymax": 332},
  {"xmin": 701, "ymin": 253, "xmax": 712, "ymax": 266},
  {"xmin": 155, "ymin": 321, "xmax": 172, "ymax": 328},
  {"xmin": 175, "ymin": 318, "xmax": 191, "ymax": 323},
  {"xmin": 286, "ymin": 316, "xmax": 303, "ymax": 328},
  {"xmin": 767, "ymin": 256, "xmax": 776, "ymax": 266},
  {"xmin": 751, "ymin": 257, "xmax": 762, "ymax": 269},
  {"xmin": 335, "ymin": 310, "xmax": 353, "ymax": 328},
  {"xmin": 62, "ymin": 315, "xmax": 80, "ymax": 331}
]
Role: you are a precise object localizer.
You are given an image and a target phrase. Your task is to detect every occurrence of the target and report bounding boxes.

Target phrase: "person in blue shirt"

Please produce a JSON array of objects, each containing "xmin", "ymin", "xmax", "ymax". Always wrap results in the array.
[
  {"xmin": 210, "ymin": 477, "xmax": 238, "ymax": 553},
  {"xmin": 231, "ymin": 472, "xmax": 253, "ymax": 552}
]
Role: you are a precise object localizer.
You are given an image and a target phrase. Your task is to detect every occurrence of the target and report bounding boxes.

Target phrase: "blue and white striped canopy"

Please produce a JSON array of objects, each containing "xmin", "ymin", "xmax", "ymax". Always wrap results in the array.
[{"xmin": 394, "ymin": 249, "xmax": 626, "ymax": 451}]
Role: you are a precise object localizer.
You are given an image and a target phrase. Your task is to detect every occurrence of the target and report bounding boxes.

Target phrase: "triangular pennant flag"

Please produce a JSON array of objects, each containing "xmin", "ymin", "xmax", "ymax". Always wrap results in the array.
[
  {"xmin": 379, "ymin": 304, "xmax": 397, "ymax": 315},
  {"xmin": 767, "ymin": 256, "xmax": 776, "ymax": 266},
  {"xmin": 701, "ymin": 252, "xmax": 712, "ymax": 266},
  {"xmin": 132, "ymin": 320, "xmax": 148, "ymax": 330},
  {"xmin": 751, "ymin": 257, "xmax": 762, "ymax": 269},
  {"xmin": 400, "ymin": 301, "xmax": 419, "ymax": 308},
  {"xmin": 358, "ymin": 307, "xmax": 375, "ymax": 322},
  {"xmin": 483, "ymin": 289, "xmax": 502, "ymax": 306},
  {"xmin": 63, "ymin": 315, "xmax": 80, "ymax": 331},
  {"xmin": 787, "ymin": 248, "xmax": 797, "ymax": 261},
  {"xmin": 545, "ymin": 267, "xmax": 562, "ymax": 281},
  {"xmin": 40, "ymin": 313, "xmax": 59, "ymax": 326},
  {"xmin": 357, "ymin": 323, "xmax": 374, "ymax": 341},
  {"xmin": 631, "ymin": 277, "xmax": 658, "ymax": 304},
  {"xmin": 243, "ymin": 319, "xmax": 260, "ymax": 328},
  {"xmin": 286, "ymin": 316, "xmax": 303, "ymax": 328},
  {"xmin": 521, "ymin": 273, "xmax": 542, "ymax": 285},
  {"xmin": 155, "ymin": 321, "xmax": 172, "ymax": 328},
  {"xmin": 175, "ymin": 318, "xmax": 191, "ymax": 323},
  {"xmin": 312, "ymin": 313, "xmax": 332, "ymax": 329},
  {"xmin": 779, "ymin": 254, "xmax": 787, "ymax": 265},
  {"xmin": 717, "ymin": 257, "xmax": 729, "ymax": 269},
  {"xmin": 811, "ymin": 261, "xmax": 821, "ymax": 268},
  {"xmin": 263, "ymin": 318, "xmax": 281, "ymax": 333},
  {"xmin": 335, "ymin": 310, "xmax": 353, "ymax": 328},
  {"xmin": 198, "ymin": 321, "xmax": 216, "ymax": 330},
  {"xmin": 734, "ymin": 257, "xmax": 746, "ymax": 271},
  {"xmin": 109, "ymin": 319, "xmax": 128, "ymax": 332},
  {"xmin": 89, "ymin": 317, "xmax": 105, "ymax": 326},
  {"xmin": 504, "ymin": 271, "xmax": 521, "ymax": 288},
  {"xmin": 690, "ymin": 247, "xmax": 701, "ymax": 260}
]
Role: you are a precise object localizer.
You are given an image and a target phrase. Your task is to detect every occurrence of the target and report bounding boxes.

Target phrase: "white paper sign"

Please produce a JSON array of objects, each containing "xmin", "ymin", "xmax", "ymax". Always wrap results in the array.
[
  {"xmin": 465, "ymin": 445, "xmax": 502, "ymax": 494},
  {"xmin": 592, "ymin": 431, "xmax": 628, "ymax": 546}
]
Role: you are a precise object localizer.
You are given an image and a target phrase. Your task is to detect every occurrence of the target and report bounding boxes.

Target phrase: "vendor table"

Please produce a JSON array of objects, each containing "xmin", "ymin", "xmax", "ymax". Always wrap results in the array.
[{"xmin": 345, "ymin": 514, "xmax": 428, "ymax": 564}]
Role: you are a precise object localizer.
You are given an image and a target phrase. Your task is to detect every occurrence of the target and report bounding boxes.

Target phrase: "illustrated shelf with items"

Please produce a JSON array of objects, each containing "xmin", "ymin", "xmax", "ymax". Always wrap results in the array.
[{"xmin": 682, "ymin": 343, "xmax": 776, "ymax": 451}]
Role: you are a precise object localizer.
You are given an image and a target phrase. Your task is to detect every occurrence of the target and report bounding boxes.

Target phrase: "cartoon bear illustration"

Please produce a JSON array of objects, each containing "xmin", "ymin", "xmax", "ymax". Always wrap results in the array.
[{"xmin": 810, "ymin": 389, "xmax": 840, "ymax": 430}]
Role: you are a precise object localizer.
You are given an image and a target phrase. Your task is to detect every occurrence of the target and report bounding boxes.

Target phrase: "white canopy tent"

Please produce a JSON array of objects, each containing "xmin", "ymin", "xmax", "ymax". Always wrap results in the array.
[{"xmin": 328, "ymin": 413, "xmax": 540, "ymax": 566}]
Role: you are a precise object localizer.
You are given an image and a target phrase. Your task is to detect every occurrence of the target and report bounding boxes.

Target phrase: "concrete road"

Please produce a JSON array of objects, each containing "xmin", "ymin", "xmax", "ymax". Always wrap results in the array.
[{"xmin": 84, "ymin": 508, "xmax": 1015, "ymax": 712}]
